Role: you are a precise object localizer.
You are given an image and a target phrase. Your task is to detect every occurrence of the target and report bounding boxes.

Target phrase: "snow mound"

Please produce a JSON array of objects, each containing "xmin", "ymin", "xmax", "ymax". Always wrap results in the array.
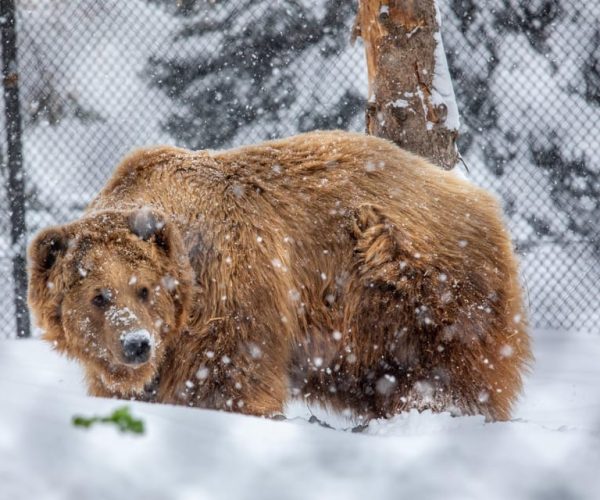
[{"xmin": 1, "ymin": 329, "xmax": 599, "ymax": 499}]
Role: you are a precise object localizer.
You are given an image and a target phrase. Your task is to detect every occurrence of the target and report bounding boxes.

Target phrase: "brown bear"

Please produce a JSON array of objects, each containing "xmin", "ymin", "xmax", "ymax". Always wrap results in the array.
[{"xmin": 28, "ymin": 130, "xmax": 531, "ymax": 422}]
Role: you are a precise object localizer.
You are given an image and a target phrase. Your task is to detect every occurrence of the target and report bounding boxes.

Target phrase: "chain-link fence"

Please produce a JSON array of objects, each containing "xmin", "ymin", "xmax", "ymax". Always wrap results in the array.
[{"xmin": 0, "ymin": 0, "xmax": 598, "ymax": 337}]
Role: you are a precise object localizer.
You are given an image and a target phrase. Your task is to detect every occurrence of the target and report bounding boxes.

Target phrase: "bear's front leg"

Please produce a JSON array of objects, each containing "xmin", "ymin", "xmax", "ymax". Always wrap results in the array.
[{"xmin": 158, "ymin": 316, "xmax": 291, "ymax": 416}]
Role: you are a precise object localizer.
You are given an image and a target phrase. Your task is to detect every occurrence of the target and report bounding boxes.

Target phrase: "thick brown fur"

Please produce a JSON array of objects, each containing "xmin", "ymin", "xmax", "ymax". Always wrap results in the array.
[{"xmin": 28, "ymin": 130, "xmax": 532, "ymax": 421}]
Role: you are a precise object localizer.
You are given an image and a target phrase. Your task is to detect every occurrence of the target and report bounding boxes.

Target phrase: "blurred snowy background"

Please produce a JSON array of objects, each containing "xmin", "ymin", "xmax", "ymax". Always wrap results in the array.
[{"xmin": 0, "ymin": 0, "xmax": 599, "ymax": 337}]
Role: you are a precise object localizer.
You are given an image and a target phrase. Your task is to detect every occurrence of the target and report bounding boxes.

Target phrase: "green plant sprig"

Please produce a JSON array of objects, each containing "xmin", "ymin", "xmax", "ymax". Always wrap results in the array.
[{"xmin": 72, "ymin": 406, "xmax": 145, "ymax": 435}]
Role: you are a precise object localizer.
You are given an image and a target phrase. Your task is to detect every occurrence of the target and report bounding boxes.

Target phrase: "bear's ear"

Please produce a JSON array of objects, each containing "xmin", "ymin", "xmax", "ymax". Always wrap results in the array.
[
  {"xmin": 28, "ymin": 227, "xmax": 69, "ymax": 345},
  {"xmin": 127, "ymin": 208, "xmax": 173, "ymax": 256},
  {"xmin": 29, "ymin": 227, "xmax": 68, "ymax": 275}
]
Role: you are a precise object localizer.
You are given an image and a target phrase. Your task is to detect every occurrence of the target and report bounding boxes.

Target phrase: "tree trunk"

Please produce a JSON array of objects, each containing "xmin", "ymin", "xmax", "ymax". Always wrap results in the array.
[{"xmin": 353, "ymin": 0, "xmax": 460, "ymax": 169}]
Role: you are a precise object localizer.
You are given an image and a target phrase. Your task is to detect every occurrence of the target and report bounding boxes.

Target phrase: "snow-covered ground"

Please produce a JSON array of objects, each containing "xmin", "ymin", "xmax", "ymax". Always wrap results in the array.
[{"xmin": 1, "ymin": 328, "xmax": 599, "ymax": 500}]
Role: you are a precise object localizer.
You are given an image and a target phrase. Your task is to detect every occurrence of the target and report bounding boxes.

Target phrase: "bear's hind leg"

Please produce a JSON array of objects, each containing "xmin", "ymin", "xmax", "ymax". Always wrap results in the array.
[{"xmin": 346, "ymin": 204, "xmax": 531, "ymax": 421}]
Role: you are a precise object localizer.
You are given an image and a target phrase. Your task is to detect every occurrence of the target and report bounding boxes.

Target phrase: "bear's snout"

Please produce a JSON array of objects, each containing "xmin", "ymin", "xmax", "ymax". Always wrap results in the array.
[{"xmin": 120, "ymin": 329, "xmax": 152, "ymax": 365}]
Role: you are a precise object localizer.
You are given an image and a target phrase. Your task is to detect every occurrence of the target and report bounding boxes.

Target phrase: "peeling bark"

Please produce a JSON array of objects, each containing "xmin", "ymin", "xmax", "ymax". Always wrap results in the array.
[{"xmin": 354, "ymin": 0, "xmax": 460, "ymax": 169}]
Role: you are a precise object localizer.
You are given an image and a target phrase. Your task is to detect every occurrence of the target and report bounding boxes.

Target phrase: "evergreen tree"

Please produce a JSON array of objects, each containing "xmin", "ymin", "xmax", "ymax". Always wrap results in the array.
[
  {"xmin": 442, "ymin": 1, "xmax": 600, "ymax": 250},
  {"xmin": 147, "ymin": 0, "xmax": 600, "ymax": 250},
  {"xmin": 145, "ymin": 0, "xmax": 362, "ymax": 149}
]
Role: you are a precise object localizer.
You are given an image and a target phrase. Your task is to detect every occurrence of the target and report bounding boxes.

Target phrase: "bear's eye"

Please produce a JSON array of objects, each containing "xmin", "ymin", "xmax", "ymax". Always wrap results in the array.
[
  {"xmin": 137, "ymin": 287, "xmax": 149, "ymax": 301},
  {"xmin": 91, "ymin": 291, "xmax": 110, "ymax": 308}
]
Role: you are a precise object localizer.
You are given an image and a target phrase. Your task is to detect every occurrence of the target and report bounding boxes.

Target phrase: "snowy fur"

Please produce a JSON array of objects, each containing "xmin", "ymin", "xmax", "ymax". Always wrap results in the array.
[{"xmin": 28, "ymin": 130, "xmax": 531, "ymax": 421}]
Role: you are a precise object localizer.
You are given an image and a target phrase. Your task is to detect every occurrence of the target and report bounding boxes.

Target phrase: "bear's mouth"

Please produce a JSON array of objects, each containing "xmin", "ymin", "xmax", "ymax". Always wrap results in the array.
[{"xmin": 97, "ymin": 353, "xmax": 159, "ymax": 394}]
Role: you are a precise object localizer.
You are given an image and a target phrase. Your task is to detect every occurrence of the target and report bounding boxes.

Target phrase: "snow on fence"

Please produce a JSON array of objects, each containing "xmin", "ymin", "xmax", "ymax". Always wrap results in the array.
[{"xmin": 0, "ymin": 0, "xmax": 598, "ymax": 337}]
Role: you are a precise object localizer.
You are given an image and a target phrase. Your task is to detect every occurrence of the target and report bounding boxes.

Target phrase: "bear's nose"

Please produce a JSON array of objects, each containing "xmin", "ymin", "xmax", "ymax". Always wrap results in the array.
[{"xmin": 120, "ymin": 330, "xmax": 152, "ymax": 365}]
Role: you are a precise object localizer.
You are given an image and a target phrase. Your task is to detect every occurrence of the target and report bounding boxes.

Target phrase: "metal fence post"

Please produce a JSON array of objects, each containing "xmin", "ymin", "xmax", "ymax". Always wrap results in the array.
[{"xmin": 1, "ymin": 0, "xmax": 30, "ymax": 338}]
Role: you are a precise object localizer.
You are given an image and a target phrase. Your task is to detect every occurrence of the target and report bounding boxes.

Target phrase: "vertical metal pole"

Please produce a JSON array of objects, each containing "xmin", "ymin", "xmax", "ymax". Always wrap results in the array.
[{"xmin": 0, "ymin": 0, "xmax": 30, "ymax": 338}]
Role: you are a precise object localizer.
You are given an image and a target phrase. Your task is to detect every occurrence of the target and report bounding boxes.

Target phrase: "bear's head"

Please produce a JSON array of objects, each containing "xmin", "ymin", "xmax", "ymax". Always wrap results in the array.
[{"xmin": 28, "ymin": 208, "xmax": 193, "ymax": 395}]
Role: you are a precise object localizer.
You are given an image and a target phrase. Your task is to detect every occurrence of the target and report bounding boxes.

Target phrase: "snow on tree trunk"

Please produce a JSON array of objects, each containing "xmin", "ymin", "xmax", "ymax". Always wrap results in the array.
[{"xmin": 354, "ymin": 0, "xmax": 460, "ymax": 169}]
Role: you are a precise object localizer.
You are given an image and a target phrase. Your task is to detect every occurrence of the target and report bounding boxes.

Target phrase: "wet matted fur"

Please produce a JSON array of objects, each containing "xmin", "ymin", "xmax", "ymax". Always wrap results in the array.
[{"xmin": 28, "ymin": 130, "xmax": 532, "ymax": 421}]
